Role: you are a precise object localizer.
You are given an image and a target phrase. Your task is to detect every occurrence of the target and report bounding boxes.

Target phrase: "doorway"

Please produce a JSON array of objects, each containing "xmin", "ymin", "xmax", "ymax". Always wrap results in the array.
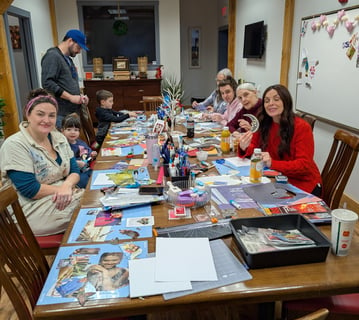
[
  {"xmin": 218, "ymin": 26, "xmax": 228, "ymax": 71},
  {"xmin": 4, "ymin": 6, "xmax": 39, "ymax": 121}
]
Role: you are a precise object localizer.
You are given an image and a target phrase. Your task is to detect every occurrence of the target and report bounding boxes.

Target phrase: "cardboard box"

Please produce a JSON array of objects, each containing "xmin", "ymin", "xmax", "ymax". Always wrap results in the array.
[{"xmin": 230, "ymin": 214, "xmax": 331, "ymax": 269}]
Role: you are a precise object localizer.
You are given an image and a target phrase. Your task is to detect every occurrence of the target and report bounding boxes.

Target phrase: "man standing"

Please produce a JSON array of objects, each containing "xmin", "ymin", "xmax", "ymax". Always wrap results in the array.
[{"xmin": 41, "ymin": 29, "xmax": 90, "ymax": 128}]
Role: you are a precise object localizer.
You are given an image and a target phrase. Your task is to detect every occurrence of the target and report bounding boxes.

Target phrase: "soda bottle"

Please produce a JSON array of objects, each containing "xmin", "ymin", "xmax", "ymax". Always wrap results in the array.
[
  {"xmin": 220, "ymin": 126, "xmax": 230, "ymax": 154},
  {"xmin": 249, "ymin": 148, "xmax": 263, "ymax": 183},
  {"xmin": 187, "ymin": 114, "xmax": 195, "ymax": 138}
]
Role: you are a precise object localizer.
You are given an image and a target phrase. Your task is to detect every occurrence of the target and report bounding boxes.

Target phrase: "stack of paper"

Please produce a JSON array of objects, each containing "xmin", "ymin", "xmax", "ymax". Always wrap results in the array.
[{"xmin": 129, "ymin": 238, "xmax": 252, "ymax": 299}]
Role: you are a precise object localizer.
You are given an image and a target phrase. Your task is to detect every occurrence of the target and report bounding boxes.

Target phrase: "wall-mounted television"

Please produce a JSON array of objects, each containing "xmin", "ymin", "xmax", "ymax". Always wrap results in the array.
[{"xmin": 243, "ymin": 21, "xmax": 265, "ymax": 59}]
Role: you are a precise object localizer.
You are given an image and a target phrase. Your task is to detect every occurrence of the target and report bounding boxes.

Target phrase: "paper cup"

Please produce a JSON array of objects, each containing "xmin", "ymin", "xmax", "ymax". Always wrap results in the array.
[{"xmin": 331, "ymin": 209, "xmax": 358, "ymax": 256}]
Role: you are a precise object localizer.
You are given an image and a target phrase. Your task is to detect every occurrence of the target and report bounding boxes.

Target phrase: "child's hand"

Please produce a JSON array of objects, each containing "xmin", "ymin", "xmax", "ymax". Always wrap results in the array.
[
  {"xmin": 76, "ymin": 160, "xmax": 86, "ymax": 168},
  {"xmin": 129, "ymin": 111, "xmax": 137, "ymax": 117},
  {"xmin": 90, "ymin": 151, "xmax": 97, "ymax": 158}
]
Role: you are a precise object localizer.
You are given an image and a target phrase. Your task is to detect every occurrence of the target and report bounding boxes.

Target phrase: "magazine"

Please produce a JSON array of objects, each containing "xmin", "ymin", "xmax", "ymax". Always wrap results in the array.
[{"xmin": 262, "ymin": 201, "xmax": 331, "ymax": 224}]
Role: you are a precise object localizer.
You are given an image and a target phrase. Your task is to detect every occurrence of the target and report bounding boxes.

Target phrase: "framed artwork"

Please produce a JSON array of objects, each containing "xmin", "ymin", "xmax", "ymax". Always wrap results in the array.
[
  {"xmin": 112, "ymin": 57, "xmax": 130, "ymax": 71},
  {"xmin": 189, "ymin": 27, "xmax": 200, "ymax": 68},
  {"xmin": 9, "ymin": 25, "xmax": 21, "ymax": 49}
]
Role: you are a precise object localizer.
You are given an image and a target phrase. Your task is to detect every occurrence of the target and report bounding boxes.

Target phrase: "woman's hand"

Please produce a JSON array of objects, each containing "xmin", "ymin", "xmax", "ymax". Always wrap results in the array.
[
  {"xmin": 52, "ymin": 181, "xmax": 74, "ymax": 210},
  {"xmin": 211, "ymin": 114, "xmax": 223, "ymax": 122},
  {"xmin": 261, "ymin": 151, "xmax": 272, "ymax": 168},
  {"xmin": 239, "ymin": 131, "xmax": 253, "ymax": 151},
  {"xmin": 206, "ymin": 105, "xmax": 214, "ymax": 112},
  {"xmin": 238, "ymin": 119, "xmax": 251, "ymax": 132},
  {"xmin": 232, "ymin": 131, "xmax": 242, "ymax": 138}
]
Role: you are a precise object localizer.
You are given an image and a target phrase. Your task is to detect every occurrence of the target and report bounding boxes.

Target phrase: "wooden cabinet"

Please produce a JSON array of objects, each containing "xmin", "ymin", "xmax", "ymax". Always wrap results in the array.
[{"xmin": 83, "ymin": 79, "xmax": 161, "ymax": 124}]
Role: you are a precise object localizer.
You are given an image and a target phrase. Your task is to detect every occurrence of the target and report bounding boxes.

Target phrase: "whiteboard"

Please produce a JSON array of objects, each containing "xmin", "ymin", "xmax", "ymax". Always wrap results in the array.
[{"xmin": 295, "ymin": 6, "xmax": 359, "ymax": 131}]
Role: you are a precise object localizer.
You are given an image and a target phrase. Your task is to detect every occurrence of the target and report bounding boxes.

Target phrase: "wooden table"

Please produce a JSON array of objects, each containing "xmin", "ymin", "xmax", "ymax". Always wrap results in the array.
[{"xmin": 33, "ymin": 126, "xmax": 359, "ymax": 320}]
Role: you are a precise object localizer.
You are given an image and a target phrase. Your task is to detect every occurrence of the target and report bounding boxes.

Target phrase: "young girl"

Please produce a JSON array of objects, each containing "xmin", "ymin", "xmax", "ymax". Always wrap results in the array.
[{"xmin": 62, "ymin": 113, "xmax": 97, "ymax": 188}]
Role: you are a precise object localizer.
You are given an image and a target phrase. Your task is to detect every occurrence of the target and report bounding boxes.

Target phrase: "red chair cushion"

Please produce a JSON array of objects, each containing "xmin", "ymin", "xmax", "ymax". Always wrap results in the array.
[
  {"xmin": 36, "ymin": 233, "xmax": 63, "ymax": 249},
  {"xmin": 285, "ymin": 293, "xmax": 359, "ymax": 314}
]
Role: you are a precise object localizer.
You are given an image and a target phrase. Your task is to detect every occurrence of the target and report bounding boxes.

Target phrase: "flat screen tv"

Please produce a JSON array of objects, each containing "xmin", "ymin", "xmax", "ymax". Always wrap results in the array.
[{"xmin": 243, "ymin": 21, "xmax": 265, "ymax": 59}]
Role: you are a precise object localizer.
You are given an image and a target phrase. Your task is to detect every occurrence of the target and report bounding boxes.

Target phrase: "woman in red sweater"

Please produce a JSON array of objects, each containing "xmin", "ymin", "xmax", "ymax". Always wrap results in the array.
[{"xmin": 238, "ymin": 84, "xmax": 322, "ymax": 196}]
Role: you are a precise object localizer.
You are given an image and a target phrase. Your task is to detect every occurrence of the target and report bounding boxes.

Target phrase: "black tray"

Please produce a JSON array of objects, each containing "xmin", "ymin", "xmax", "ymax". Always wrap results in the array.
[{"xmin": 230, "ymin": 214, "xmax": 331, "ymax": 269}]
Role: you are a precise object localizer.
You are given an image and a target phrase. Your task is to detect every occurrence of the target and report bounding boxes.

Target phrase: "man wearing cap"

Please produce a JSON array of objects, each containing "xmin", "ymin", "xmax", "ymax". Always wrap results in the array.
[{"xmin": 41, "ymin": 29, "xmax": 90, "ymax": 128}]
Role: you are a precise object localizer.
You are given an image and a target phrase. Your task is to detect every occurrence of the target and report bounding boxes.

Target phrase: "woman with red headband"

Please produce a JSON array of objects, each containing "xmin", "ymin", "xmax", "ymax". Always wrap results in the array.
[{"xmin": 0, "ymin": 88, "xmax": 84, "ymax": 236}]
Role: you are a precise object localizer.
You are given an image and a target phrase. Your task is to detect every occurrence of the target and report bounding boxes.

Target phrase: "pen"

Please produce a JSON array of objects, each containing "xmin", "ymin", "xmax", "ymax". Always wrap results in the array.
[{"xmin": 229, "ymin": 200, "xmax": 241, "ymax": 210}]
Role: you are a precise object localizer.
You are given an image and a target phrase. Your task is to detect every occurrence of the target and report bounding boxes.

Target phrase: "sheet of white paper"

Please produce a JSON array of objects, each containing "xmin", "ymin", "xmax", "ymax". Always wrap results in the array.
[
  {"xmin": 129, "ymin": 257, "xmax": 192, "ymax": 298},
  {"xmin": 92, "ymin": 173, "xmax": 114, "ymax": 186},
  {"xmin": 225, "ymin": 157, "xmax": 251, "ymax": 167},
  {"xmin": 196, "ymin": 175, "xmax": 242, "ymax": 186},
  {"xmin": 155, "ymin": 238, "xmax": 218, "ymax": 282}
]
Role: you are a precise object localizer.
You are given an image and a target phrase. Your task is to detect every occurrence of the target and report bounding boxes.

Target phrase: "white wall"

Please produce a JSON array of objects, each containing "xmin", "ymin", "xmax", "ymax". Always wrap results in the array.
[
  {"xmin": 289, "ymin": 0, "xmax": 359, "ymax": 203},
  {"xmin": 234, "ymin": 0, "xmax": 285, "ymax": 93},
  {"xmin": 12, "ymin": 0, "xmax": 53, "ymax": 83},
  {"xmin": 180, "ymin": 0, "xmax": 218, "ymax": 105}
]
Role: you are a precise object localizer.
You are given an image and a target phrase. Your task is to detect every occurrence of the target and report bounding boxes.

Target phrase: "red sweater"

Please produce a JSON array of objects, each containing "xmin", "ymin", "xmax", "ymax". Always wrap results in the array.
[{"xmin": 239, "ymin": 117, "xmax": 322, "ymax": 193}]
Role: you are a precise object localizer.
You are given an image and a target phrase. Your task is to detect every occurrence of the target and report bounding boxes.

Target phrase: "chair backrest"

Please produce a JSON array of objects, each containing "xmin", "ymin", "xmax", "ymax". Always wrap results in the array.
[
  {"xmin": 79, "ymin": 104, "xmax": 96, "ymax": 146},
  {"xmin": 295, "ymin": 308, "xmax": 329, "ymax": 320},
  {"xmin": 302, "ymin": 114, "xmax": 316, "ymax": 130},
  {"xmin": 321, "ymin": 129, "xmax": 359, "ymax": 209},
  {"xmin": 0, "ymin": 184, "xmax": 49, "ymax": 320},
  {"xmin": 295, "ymin": 111, "xmax": 316, "ymax": 130},
  {"xmin": 142, "ymin": 95, "xmax": 163, "ymax": 112}
]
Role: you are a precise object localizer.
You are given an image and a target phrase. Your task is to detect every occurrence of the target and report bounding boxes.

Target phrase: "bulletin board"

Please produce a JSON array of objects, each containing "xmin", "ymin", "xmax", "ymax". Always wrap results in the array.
[{"xmin": 295, "ymin": 5, "xmax": 359, "ymax": 132}]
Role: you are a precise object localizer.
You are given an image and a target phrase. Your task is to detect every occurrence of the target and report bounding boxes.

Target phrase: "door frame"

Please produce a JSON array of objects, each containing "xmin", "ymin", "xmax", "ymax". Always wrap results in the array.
[{"xmin": 4, "ymin": 5, "xmax": 39, "ymax": 121}]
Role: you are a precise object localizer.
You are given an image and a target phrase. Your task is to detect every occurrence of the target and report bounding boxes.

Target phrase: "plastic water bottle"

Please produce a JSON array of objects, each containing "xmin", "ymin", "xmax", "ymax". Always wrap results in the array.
[
  {"xmin": 249, "ymin": 148, "xmax": 263, "ymax": 183},
  {"xmin": 220, "ymin": 126, "xmax": 231, "ymax": 154},
  {"xmin": 187, "ymin": 114, "xmax": 195, "ymax": 138}
]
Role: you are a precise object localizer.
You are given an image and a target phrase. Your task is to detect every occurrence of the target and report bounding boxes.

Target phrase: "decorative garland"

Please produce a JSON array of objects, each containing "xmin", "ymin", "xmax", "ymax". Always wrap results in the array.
[
  {"xmin": 113, "ymin": 20, "xmax": 128, "ymax": 36},
  {"xmin": 301, "ymin": 9, "xmax": 359, "ymax": 38}
]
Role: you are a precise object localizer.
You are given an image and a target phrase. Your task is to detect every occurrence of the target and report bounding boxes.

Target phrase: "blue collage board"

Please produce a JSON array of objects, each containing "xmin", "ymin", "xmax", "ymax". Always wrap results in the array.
[
  {"xmin": 212, "ymin": 159, "xmax": 250, "ymax": 176},
  {"xmin": 90, "ymin": 167, "xmax": 150, "ymax": 190},
  {"xmin": 67, "ymin": 205, "xmax": 152, "ymax": 243},
  {"xmin": 37, "ymin": 241, "xmax": 148, "ymax": 306}
]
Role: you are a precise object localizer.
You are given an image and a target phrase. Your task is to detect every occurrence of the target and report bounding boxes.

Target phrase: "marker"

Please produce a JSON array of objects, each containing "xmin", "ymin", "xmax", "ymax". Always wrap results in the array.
[{"xmin": 229, "ymin": 200, "xmax": 241, "ymax": 210}]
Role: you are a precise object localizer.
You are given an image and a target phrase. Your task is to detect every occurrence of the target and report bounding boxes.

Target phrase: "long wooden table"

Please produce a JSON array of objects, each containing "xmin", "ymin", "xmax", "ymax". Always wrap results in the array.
[{"xmin": 33, "ymin": 124, "xmax": 359, "ymax": 320}]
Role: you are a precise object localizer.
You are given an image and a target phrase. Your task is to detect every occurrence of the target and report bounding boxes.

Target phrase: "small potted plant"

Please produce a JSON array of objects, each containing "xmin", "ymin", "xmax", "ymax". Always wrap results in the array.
[{"xmin": 160, "ymin": 75, "xmax": 184, "ymax": 132}]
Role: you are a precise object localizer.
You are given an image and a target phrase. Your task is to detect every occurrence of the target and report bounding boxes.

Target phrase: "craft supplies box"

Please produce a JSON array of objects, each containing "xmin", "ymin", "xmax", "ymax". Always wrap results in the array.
[{"xmin": 230, "ymin": 214, "xmax": 331, "ymax": 269}]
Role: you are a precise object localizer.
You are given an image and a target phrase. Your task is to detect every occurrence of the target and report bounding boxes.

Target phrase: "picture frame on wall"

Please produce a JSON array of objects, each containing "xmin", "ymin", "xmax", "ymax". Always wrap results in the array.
[
  {"xmin": 189, "ymin": 27, "xmax": 200, "ymax": 68},
  {"xmin": 112, "ymin": 57, "xmax": 130, "ymax": 71}
]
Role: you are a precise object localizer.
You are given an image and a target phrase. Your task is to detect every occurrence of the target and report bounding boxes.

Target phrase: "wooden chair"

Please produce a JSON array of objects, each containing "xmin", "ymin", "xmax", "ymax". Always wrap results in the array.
[
  {"xmin": 321, "ymin": 129, "xmax": 359, "ymax": 209},
  {"xmin": 302, "ymin": 113, "xmax": 316, "ymax": 130},
  {"xmin": 0, "ymin": 184, "xmax": 50, "ymax": 320},
  {"xmin": 295, "ymin": 111, "xmax": 316, "ymax": 130},
  {"xmin": 142, "ymin": 95, "xmax": 163, "ymax": 112},
  {"xmin": 294, "ymin": 308, "xmax": 329, "ymax": 320},
  {"xmin": 283, "ymin": 132, "xmax": 359, "ymax": 318},
  {"xmin": 79, "ymin": 103, "xmax": 97, "ymax": 148}
]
